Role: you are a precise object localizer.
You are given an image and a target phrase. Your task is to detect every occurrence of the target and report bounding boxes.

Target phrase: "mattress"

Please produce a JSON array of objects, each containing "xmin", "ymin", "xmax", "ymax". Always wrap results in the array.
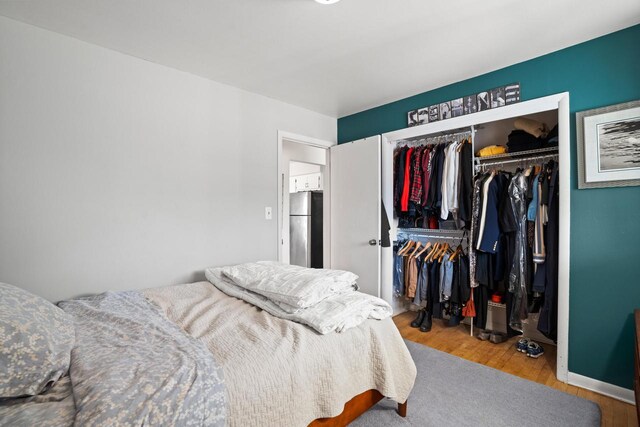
[{"xmin": 143, "ymin": 281, "xmax": 417, "ymax": 427}]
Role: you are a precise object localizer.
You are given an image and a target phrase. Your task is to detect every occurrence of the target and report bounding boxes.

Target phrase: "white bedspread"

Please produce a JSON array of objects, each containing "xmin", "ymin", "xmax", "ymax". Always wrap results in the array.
[
  {"xmin": 143, "ymin": 282, "xmax": 417, "ymax": 427},
  {"xmin": 206, "ymin": 267, "xmax": 391, "ymax": 334},
  {"xmin": 221, "ymin": 261, "xmax": 358, "ymax": 311}
]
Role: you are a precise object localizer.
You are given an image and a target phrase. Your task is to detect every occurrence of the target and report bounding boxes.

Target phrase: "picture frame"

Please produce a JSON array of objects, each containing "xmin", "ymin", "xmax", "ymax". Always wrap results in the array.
[
  {"xmin": 576, "ymin": 100, "xmax": 640, "ymax": 189},
  {"xmin": 476, "ymin": 91, "xmax": 490, "ymax": 111},
  {"xmin": 490, "ymin": 87, "xmax": 506, "ymax": 108},
  {"xmin": 451, "ymin": 98, "xmax": 463, "ymax": 117},
  {"xmin": 439, "ymin": 101, "xmax": 452, "ymax": 120},
  {"xmin": 407, "ymin": 110, "xmax": 419, "ymax": 127},
  {"xmin": 504, "ymin": 83, "xmax": 520, "ymax": 105},
  {"xmin": 463, "ymin": 95, "xmax": 477, "ymax": 115},
  {"xmin": 417, "ymin": 107, "xmax": 429, "ymax": 125},
  {"xmin": 428, "ymin": 105, "xmax": 439, "ymax": 122}
]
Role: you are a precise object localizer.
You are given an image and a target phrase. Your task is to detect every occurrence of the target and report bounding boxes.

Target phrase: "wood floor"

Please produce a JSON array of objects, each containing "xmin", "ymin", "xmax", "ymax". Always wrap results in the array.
[{"xmin": 394, "ymin": 311, "xmax": 637, "ymax": 427}]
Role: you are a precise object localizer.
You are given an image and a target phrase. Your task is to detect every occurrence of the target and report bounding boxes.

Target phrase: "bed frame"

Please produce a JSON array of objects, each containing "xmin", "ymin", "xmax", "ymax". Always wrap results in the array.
[{"xmin": 309, "ymin": 389, "xmax": 407, "ymax": 426}]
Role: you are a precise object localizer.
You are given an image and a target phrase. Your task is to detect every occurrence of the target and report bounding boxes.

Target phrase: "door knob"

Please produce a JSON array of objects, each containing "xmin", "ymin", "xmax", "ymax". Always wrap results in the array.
[{"xmin": 368, "ymin": 239, "xmax": 377, "ymax": 246}]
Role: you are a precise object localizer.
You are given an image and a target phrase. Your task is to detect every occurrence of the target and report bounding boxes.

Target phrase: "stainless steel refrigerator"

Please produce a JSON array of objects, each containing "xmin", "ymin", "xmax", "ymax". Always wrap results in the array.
[{"xmin": 289, "ymin": 191, "xmax": 323, "ymax": 268}]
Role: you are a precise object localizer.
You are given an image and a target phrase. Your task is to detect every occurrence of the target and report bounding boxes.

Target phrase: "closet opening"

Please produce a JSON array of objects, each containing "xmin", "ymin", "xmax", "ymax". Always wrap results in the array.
[
  {"xmin": 381, "ymin": 93, "xmax": 570, "ymax": 382},
  {"xmin": 277, "ymin": 132, "xmax": 333, "ymax": 268}
]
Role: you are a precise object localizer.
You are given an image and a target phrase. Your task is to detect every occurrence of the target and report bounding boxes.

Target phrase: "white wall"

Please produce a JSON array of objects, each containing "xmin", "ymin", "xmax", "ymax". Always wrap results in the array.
[
  {"xmin": 0, "ymin": 16, "xmax": 336, "ymax": 301},
  {"xmin": 290, "ymin": 162, "xmax": 321, "ymax": 177}
]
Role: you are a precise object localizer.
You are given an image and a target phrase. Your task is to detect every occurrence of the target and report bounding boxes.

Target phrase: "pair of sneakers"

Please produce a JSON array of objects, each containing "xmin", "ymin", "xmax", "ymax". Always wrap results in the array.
[
  {"xmin": 476, "ymin": 330, "xmax": 506, "ymax": 344},
  {"xmin": 516, "ymin": 338, "xmax": 544, "ymax": 358}
]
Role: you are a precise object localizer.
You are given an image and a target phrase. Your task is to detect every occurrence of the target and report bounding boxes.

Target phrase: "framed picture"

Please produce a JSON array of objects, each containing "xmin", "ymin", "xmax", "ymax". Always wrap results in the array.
[
  {"xmin": 439, "ymin": 101, "xmax": 452, "ymax": 120},
  {"xmin": 451, "ymin": 98, "xmax": 463, "ymax": 117},
  {"xmin": 417, "ymin": 107, "xmax": 429, "ymax": 125},
  {"xmin": 577, "ymin": 100, "xmax": 640, "ymax": 189},
  {"xmin": 477, "ymin": 92, "xmax": 490, "ymax": 111},
  {"xmin": 490, "ymin": 87, "xmax": 506, "ymax": 108},
  {"xmin": 463, "ymin": 95, "xmax": 477, "ymax": 115},
  {"xmin": 504, "ymin": 83, "xmax": 520, "ymax": 105},
  {"xmin": 407, "ymin": 110, "xmax": 419, "ymax": 127},
  {"xmin": 428, "ymin": 105, "xmax": 440, "ymax": 122}
]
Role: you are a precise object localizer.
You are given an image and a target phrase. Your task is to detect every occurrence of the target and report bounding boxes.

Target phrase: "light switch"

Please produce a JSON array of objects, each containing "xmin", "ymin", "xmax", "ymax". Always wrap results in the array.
[{"xmin": 265, "ymin": 206, "xmax": 272, "ymax": 220}]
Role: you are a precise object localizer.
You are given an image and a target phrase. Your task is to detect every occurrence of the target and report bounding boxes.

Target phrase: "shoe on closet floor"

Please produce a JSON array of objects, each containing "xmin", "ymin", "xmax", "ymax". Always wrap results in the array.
[
  {"xmin": 476, "ymin": 330, "xmax": 491, "ymax": 341},
  {"xmin": 516, "ymin": 337, "xmax": 530, "ymax": 353},
  {"xmin": 419, "ymin": 312, "xmax": 432, "ymax": 332},
  {"xmin": 489, "ymin": 332, "xmax": 506, "ymax": 344},
  {"xmin": 447, "ymin": 314, "xmax": 461, "ymax": 327},
  {"xmin": 526, "ymin": 341, "xmax": 545, "ymax": 358},
  {"xmin": 410, "ymin": 310, "xmax": 426, "ymax": 328}
]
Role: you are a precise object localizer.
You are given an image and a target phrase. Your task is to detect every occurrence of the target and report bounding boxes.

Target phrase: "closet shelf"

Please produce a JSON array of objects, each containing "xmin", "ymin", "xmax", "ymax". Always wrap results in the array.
[
  {"xmin": 474, "ymin": 146, "xmax": 558, "ymax": 162},
  {"xmin": 488, "ymin": 301, "xmax": 506, "ymax": 309}
]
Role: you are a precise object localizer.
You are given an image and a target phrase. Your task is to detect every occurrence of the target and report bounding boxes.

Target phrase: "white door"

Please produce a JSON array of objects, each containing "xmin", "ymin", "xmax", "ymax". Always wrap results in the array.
[{"xmin": 330, "ymin": 136, "xmax": 381, "ymax": 297}]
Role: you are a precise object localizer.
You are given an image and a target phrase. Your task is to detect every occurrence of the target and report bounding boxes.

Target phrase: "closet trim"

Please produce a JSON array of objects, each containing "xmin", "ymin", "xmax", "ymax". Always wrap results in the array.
[{"xmin": 381, "ymin": 93, "xmax": 571, "ymax": 384}]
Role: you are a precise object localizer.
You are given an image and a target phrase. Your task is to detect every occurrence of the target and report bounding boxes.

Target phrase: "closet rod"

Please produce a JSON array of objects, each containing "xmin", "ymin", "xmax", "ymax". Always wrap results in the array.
[
  {"xmin": 397, "ymin": 129, "xmax": 474, "ymax": 146},
  {"xmin": 396, "ymin": 233, "xmax": 468, "ymax": 247},
  {"xmin": 475, "ymin": 153, "xmax": 558, "ymax": 170},
  {"xmin": 397, "ymin": 227, "xmax": 464, "ymax": 235}
]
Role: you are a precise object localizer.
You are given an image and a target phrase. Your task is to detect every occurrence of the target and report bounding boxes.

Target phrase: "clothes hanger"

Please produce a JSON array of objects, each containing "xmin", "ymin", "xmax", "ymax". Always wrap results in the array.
[
  {"xmin": 449, "ymin": 231, "xmax": 467, "ymax": 262},
  {"xmin": 401, "ymin": 240, "xmax": 416, "ymax": 256},
  {"xmin": 396, "ymin": 240, "xmax": 408, "ymax": 255},
  {"xmin": 397, "ymin": 240, "xmax": 414, "ymax": 256},
  {"xmin": 425, "ymin": 242, "xmax": 440, "ymax": 261},
  {"xmin": 415, "ymin": 241, "xmax": 432, "ymax": 258},
  {"xmin": 431, "ymin": 243, "xmax": 445, "ymax": 262},
  {"xmin": 437, "ymin": 243, "xmax": 451, "ymax": 263},
  {"xmin": 449, "ymin": 244, "xmax": 465, "ymax": 262},
  {"xmin": 408, "ymin": 242, "xmax": 422, "ymax": 258}
]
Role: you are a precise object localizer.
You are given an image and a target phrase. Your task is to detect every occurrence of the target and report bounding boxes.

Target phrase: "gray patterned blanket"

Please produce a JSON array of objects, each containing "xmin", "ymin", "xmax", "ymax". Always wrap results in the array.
[{"xmin": 0, "ymin": 291, "xmax": 227, "ymax": 426}]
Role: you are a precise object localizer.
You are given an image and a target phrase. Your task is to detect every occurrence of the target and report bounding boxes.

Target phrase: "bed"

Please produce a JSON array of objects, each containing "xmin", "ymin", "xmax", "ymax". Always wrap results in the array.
[{"xmin": 0, "ymin": 265, "xmax": 416, "ymax": 426}]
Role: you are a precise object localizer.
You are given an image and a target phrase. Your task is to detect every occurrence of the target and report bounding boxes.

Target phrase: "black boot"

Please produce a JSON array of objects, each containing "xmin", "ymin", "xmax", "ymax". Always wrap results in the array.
[
  {"xmin": 410, "ymin": 310, "xmax": 426, "ymax": 328},
  {"xmin": 448, "ymin": 305, "xmax": 462, "ymax": 326},
  {"xmin": 419, "ymin": 312, "xmax": 432, "ymax": 332},
  {"xmin": 447, "ymin": 314, "xmax": 461, "ymax": 327}
]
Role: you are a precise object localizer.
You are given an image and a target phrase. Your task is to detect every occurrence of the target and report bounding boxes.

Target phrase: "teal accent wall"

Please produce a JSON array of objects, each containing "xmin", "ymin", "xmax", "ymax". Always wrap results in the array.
[{"xmin": 338, "ymin": 25, "xmax": 640, "ymax": 390}]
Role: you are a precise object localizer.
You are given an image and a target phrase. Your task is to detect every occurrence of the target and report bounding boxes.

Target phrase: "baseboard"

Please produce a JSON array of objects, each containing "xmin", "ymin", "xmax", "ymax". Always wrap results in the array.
[{"xmin": 567, "ymin": 372, "xmax": 635, "ymax": 405}]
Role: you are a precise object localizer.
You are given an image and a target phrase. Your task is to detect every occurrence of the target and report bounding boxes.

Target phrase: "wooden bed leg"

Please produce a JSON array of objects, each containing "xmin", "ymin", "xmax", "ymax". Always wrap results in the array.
[{"xmin": 398, "ymin": 400, "xmax": 407, "ymax": 417}]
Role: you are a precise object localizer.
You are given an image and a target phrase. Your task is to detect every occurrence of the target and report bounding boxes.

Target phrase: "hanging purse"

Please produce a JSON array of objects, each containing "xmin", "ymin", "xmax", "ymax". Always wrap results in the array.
[{"xmin": 461, "ymin": 292, "xmax": 476, "ymax": 318}]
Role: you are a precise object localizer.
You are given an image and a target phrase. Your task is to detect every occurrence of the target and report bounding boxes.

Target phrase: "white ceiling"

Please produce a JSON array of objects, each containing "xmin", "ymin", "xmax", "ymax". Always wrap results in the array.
[{"xmin": 1, "ymin": 0, "xmax": 638, "ymax": 118}]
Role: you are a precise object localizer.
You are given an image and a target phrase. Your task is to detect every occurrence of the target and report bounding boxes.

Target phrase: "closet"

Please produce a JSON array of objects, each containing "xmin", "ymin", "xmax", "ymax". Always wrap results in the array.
[{"xmin": 330, "ymin": 92, "xmax": 570, "ymax": 381}]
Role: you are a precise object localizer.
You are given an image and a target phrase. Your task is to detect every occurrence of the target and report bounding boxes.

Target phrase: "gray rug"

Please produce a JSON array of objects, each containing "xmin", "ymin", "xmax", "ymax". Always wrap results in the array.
[{"xmin": 351, "ymin": 340, "xmax": 601, "ymax": 427}]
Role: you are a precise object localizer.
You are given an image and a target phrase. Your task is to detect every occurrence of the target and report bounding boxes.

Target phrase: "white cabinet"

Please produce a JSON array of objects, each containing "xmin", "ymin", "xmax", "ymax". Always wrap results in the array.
[{"xmin": 290, "ymin": 172, "xmax": 323, "ymax": 193}]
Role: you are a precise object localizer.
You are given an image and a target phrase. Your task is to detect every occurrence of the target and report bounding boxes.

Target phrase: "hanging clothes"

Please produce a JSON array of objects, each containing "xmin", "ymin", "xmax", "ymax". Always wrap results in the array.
[
  {"xmin": 439, "ymin": 253, "xmax": 454, "ymax": 302},
  {"xmin": 458, "ymin": 142, "xmax": 473, "ymax": 226},
  {"xmin": 507, "ymin": 171, "xmax": 529, "ymax": 332},
  {"xmin": 415, "ymin": 256, "xmax": 429, "ymax": 306},
  {"xmin": 394, "ymin": 137, "xmax": 472, "ymax": 231},
  {"xmin": 538, "ymin": 163, "xmax": 559, "ymax": 340},
  {"xmin": 469, "ymin": 173, "xmax": 484, "ymax": 289},
  {"xmin": 393, "ymin": 243, "xmax": 405, "ymax": 297},
  {"xmin": 421, "ymin": 145, "xmax": 433, "ymax": 207},
  {"xmin": 400, "ymin": 147, "xmax": 414, "ymax": 212},
  {"xmin": 441, "ymin": 142, "xmax": 460, "ymax": 220}
]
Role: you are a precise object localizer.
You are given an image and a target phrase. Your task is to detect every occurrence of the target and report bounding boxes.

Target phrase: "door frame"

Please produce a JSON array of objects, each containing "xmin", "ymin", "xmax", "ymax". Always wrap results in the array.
[
  {"xmin": 381, "ymin": 93, "xmax": 571, "ymax": 384},
  {"xmin": 277, "ymin": 131, "xmax": 335, "ymax": 267}
]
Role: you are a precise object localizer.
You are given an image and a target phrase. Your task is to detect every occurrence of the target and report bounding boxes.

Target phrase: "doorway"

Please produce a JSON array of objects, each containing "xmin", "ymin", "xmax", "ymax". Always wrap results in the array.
[{"xmin": 277, "ymin": 131, "xmax": 334, "ymax": 267}]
